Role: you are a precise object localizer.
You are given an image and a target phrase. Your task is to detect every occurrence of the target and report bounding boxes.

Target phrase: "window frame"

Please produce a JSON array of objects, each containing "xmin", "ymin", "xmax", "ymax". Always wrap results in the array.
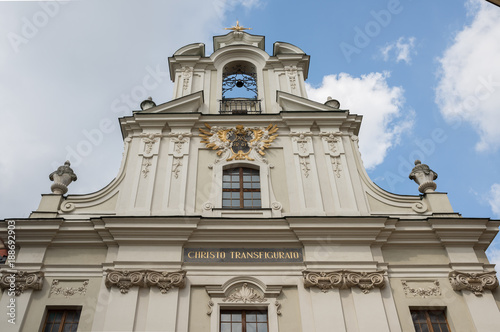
[
  {"xmin": 42, "ymin": 308, "xmax": 82, "ymax": 332},
  {"xmin": 410, "ymin": 309, "xmax": 451, "ymax": 332},
  {"xmin": 222, "ymin": 167, "xmax": 261, "ymax": 209},
  {"xmin": 220, "ymin": 309, "xmax": 269, "ymax": 332}
]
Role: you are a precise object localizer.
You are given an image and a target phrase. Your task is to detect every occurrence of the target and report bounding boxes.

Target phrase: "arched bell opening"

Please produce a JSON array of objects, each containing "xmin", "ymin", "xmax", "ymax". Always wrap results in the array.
[{"xmin": 220, "ymin": 61, "xmax": 261, "ymax": 114}]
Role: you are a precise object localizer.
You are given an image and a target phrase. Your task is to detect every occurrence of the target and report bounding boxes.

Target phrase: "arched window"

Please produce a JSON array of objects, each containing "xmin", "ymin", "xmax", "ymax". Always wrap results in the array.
[{"xmin": 222, "ymin": 167, "xmax": 261, "ymax": 209}]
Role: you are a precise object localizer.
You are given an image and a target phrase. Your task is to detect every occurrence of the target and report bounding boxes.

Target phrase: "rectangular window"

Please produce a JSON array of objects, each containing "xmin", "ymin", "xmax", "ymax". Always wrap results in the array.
[
  {"xmin": 411, "ymin": 309, "xmax": 450, "ymax": 332},
  {"xmin": 221, "ymin": 310, "xmax": 268, "ymax": 332},
  {"xmin": 43, "ymin": 309, "xmax": 81, "ymax": 332},
  {"xmin": 222, "ymin": 167, "xmax": 261, "ymax": 209}
]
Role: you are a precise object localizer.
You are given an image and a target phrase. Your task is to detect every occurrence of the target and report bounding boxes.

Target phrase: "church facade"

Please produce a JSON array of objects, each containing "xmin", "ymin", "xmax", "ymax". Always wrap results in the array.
[{"xmin": 1, "ymin": 28, "xmax": 500, "ymax": 332}]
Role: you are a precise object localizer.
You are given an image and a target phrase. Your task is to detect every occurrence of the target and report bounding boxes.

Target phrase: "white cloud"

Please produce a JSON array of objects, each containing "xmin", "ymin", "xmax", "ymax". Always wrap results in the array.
[
  {"xmin": 487, "ymin": 247, "xmax": 500, "ymax": 274},
  {"xmin": 488, "ymin": 183, "xmax": 500, "ymax": 217},
  {"xmin": 380, "ymin": 37, "xmax": 416, "ymax": 64},
  {"xmin": 306, "ymin": 72, "xmax": 413, "ymax": 169},
  {"xmin": 435, "ymin": 0, "xmax": 500, "ymax": 151}
]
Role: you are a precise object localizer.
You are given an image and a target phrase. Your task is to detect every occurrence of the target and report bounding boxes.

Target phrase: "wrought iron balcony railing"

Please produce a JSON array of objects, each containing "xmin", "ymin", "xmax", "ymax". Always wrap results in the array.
[{"xmin": 219, "ymin": 98, "xmax": 262, "ymax": 114}]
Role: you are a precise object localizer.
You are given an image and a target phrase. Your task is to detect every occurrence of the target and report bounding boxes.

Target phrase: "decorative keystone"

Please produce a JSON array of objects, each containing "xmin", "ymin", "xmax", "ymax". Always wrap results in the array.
[
  {"xmin": 49, "ymin": 161, "xmax": 77, "ymax": 195},
  {"xmin": 409, "ymin": 160, "xmax": 438, "ymax": 193},
  {"xmin": 0, "ymin": 270, "xmax": 44, "ymax": 296},
  {"xmin": 449, "ymin": 270, "xmax": 498, "ymax": 296}
]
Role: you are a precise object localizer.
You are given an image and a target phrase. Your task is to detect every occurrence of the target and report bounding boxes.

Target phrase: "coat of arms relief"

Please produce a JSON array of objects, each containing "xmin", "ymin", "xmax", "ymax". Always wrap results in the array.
[{"xmin": 199, "ymin": 123, "xmax": 278, "ymax": 163}]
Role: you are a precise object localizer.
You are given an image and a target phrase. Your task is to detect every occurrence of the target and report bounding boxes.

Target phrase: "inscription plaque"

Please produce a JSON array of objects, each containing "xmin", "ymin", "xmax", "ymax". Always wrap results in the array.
[{"xmin": 184, "ymin": 248, "xmax": 303, "ymax": 263}]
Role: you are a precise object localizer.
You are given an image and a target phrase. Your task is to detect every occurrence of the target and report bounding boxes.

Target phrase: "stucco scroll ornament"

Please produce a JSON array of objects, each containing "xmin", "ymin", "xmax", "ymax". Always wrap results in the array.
[
  {"xmin": 0, "ymin": 270, "xmax": 44, "ymax": 296},
  {"xmin": 303, "ymin": 270, "xmax": 385, "ymax": 294},
  {"xmin": 223, "ymin": 283, "xmax": 267, "ymax": 303},
  {"xmin": 449, "ymin": 270, "xmax": 499, "ymax": 296},
  {"xmin": 105, "ymin": 270, "xmax": 186, "ymax": 294},
  {"xmin": 50, "ymin": 280, "xmax": 88, "ymax": 298},
  {"xmin": 409, "ymin": 160, "xmax": 438, "ymax": 193},
  {"xmin": 401, "ymin": 280, "xmax": 441, "ymax": 298},
  {"xmin": 199, "ymin": 123, "xmax": 278, "ymax": 162},
  {"xmin": 145, "ymin": 270, "xmax": 186, "ymax": 294},
  {"xmin": 105, "ymin": 270, "xmax": 144, "ymax": 294},
  {"xmin": 49, "ymin": 161, "xmax": 77, "ymax": 195}
]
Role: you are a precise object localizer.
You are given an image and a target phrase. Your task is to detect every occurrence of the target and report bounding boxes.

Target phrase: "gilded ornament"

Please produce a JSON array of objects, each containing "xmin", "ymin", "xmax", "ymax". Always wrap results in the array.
[{"xmin": 199, "ymin": 123, "xmax": 278, "ymax": 161}]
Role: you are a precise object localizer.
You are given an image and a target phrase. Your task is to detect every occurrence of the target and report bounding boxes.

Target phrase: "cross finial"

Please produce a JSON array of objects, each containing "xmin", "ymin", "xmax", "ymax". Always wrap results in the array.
[{"xmin": 225, "ymin": 20, "xmax": 252, "ymax": 32}]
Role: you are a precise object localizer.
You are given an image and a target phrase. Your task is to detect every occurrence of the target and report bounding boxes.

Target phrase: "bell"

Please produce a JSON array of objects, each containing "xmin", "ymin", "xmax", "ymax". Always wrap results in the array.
[{"xmin": 236, "ymin": 80, "xmax": 244, "ymax": 88}]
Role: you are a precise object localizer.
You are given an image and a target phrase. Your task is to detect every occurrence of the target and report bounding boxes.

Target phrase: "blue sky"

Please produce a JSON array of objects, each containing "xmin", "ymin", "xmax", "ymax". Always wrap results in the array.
[{"xmin": 1, "ymin": 0, "xmax": 499, "ymax": 261}]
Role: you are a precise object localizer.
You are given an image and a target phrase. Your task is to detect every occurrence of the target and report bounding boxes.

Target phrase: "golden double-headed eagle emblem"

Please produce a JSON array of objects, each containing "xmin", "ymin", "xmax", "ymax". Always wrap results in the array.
[{"xmin": 199, "ymin": 124, "xmax": 278, "ymax": 161}]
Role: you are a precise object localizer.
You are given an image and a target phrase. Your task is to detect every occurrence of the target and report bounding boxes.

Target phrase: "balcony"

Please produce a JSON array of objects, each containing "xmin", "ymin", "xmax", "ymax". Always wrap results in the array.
[{"xmin": 219, "ymin": 98, "xmax": 262, "ymax": 114}]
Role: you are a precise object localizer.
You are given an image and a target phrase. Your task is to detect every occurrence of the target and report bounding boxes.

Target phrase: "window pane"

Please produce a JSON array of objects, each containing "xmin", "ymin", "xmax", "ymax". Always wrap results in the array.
[
  {"xmin": 243, "ymin": 175, "xmax": 251, "ymax": 181},
  {"xmin": 246, "ymin": 323, "xmax": 257, "ymax": 332},
  {"xmin": 221, "ymin": 313, "xmax": 231, "ymax": 322},
  {"xmin": 257, "ymin": 313, "xmax": 267, "ymax": 322},
  {"xmin": 244, "ymin": 192, "xmax": 252, "ymax": 199},
  {"xmin": 223, "ymin": 192, "xmax": 231, "ymax": 198},
  {"xmin": 243, "ymin": 182, "xmax": 251, "ymax": 188},
  {"xmin": 232, "ymin": 175, "xmax": 239, "ymax": 181},
  {"xmin": 232, "ymin": 324, "xmax": 242, "ymax": 332},
  {"xmin": 246, "ymin": 313, "xmax": 256, "ymax": 322},
  {"xmin": 231, "ymin": 192, "xmax": 239, "ymax": 199},
  {"xmin": 44, "ymin": 324, "xmax": 54, "ymax": 332},
  {"xmin": 223, "ymin": 200, "xmax": 231, "ymax": 207},
  {"xmin": 257, "ymin": 322, "xmax": 268, "ymax": 332},
  {"xmin": 221, "ymin": 323, "xmax": 231, "ymax": 332},
  {"xmin": 252, "ymin": 182, "xmax": 260, "ymax": 189},
  {"xmin": 254, "ymin": 200, "xmax": 261, "ymax": 207},
  {"xmin": 231, "ymin": 182, "xmax": 239, "ymax": 189},
  {"xmin": 244, "ymin": 200, "xmax": 252, "ymax": 207},
  {"xmin": 223, "ymin": 182, "xmax": 231, "ymax": 189},
  {"xmin": 52, "ymin": 323, "xmax": 61, "ymax": 332},
  {"xmin": 253, "ymin": 192, "xmax": 261, "ymax": 199},
  {"xmin": 232, "ymin": 313, "xmax": 242, "ymax": 322}
]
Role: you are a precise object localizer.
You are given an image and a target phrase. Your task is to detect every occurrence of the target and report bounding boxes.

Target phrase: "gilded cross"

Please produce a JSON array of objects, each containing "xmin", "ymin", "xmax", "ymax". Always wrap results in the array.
[{"xmin": 225, "ymin": 21, "xmax": 252, "ymax": 32}]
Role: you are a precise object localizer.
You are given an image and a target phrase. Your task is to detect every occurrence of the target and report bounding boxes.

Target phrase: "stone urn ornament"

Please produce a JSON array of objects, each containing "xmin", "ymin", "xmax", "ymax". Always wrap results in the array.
[
  {"xmin": 49, "ymin": 161, "xmax": 77, "ymax": 195},
  {"xmin": 409, "ymin": 160, "xmax": 438, "ymax": 193}
]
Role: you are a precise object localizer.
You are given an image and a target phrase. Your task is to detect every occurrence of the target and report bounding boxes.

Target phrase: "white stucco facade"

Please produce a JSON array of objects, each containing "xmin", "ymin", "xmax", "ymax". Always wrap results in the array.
[{"xmin": 1, "ymin": 30, "xmax": 500, "ymax": 332}]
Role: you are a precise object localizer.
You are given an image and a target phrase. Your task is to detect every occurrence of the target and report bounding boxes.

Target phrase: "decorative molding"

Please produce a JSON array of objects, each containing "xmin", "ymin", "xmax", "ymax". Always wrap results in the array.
[
  {"xmin": 299, "ymin": 157, "xmax": 310, "ymax": 178},
  {"xmin": 181, "ymin": 66, "xmax": 193, "ymax": 90},
  {"xmin": 207, "ymin": 299, "xmax": 214, "ymax": 316},
  {"xmin": 271, "ymin": 201, "xmax": 282, "ymax": 211},
  {"xmin": 50, "ymin": 280, "xmax": 88, "ymax": 298},
  {"xmin": 449, "ymin": 270, "xmax": 499, "ymax": 296},
  {"xmin": 0, "ymin": 270, "xmax": 44, "ymax": 296},
  {"xmin": 172, "ymin": 157, "xmax": 183, "ymax": 178},
  {"xmin": 275, "ymin": 301, "xmax": 282, "ymax": 315},
  {"xmin": 141, "ymin": 133, "xmax": 162, "ymax": 156},
  {"xmin": 303, "ymin": 270, "xmax": 385, "ymax": 294},
  {"xmin": 285, "ymin": 65, "xmax": 297, "ymax": 90},
  {"xmin": 320, "ymin": 132, "xmax": 342, "ymax": 157},
  {"xmin": 412, "ymin": 201, "xmax": 428, "ymax": 213},
  {"xmin": 222, "ymin": 283, "xmax": 267, "ymax": 303},
  {"xmin": 105, "ymin": 270, "xmax": 186, "ymax": 294},
  {"xmin": 401, "ymin": 280, "xmax": 441, "ymax": 298},
  {"xmin": 141, "ymin": 159, "xmax": 152, "ymax": 178},
  {"xmin": 331, "ymin": 157, "xmax": 342, "ymax": 178}
]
